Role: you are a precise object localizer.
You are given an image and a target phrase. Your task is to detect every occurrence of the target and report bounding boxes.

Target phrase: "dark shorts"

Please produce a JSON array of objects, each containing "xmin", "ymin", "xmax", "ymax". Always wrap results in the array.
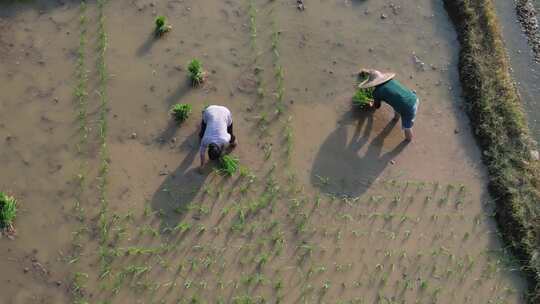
[{"xmin": 401, "ymin": 98, "xmax": 419, "ymax": 129}]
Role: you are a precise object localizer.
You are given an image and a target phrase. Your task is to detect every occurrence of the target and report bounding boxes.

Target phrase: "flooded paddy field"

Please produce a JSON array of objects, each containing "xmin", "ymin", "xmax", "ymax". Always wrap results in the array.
[{"xmin": 0, "ymin": 0, "xmax": 528, "ymax": 303}]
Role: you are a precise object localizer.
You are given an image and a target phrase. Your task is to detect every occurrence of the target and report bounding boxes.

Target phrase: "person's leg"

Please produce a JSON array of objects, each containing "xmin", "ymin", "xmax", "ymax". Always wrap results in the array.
[
  {"xmin": 401, "ymin": 114, "xmax": 415, "ymax": 142},
  {"xmin": 392, "ymin": 110, "xmax": 400, "ymax": 122},
  {"xmin": 199, "ymin": 120, "xmax": 207, "ymax": 140},
  {"xmin": 404, "ymin": 128, "xmax": 413, "ymax": 141},
  {"xmin": 402, "ymin": 99, "xmax": 418, "ymax": 141}
]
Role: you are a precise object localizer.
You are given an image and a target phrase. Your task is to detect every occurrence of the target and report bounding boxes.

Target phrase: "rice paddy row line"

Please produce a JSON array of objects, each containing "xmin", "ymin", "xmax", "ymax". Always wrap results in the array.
[
  {"xmin": 72, "ymin": 0, "xmax": 88, "ymax": 250},
  {"xmin": 70, "ymin": 2, "xmax": 89, "ymax": 303},
  {"xmin": 270, "ymin": 16, "xmax": 284, "ymax": 116},
  {"xmin": 246, "ymin": 0, "xmax": 271, "ymax": 140},
  {"xmin": 268, "ymin": 8, "xmax": 293, "ymax": 161},
  {"xmin": 95, "ymin": 0, "xmax": 113, "ymax": 283}
]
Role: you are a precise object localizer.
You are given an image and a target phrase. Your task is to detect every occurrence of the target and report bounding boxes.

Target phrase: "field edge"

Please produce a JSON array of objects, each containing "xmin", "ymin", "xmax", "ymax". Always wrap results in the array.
[{"xmin": 443, "ymin": 0, "xmax": 540, "ymax": 301}]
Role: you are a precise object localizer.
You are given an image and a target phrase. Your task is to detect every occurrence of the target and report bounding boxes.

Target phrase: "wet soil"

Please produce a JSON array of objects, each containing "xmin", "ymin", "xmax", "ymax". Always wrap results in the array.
[
  {"xmin": 515, "ymin": 0, "xmax": 540, "ymax": 62},
  {"xmin": 0, "ymin": 0, "xmax": 528, "ymax": 303}
]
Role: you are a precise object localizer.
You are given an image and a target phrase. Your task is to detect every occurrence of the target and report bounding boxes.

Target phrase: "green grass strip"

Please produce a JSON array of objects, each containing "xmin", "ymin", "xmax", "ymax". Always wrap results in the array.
[{"xmin": 443, "ymin": 0, "xmax": 540, "ymax": 301}]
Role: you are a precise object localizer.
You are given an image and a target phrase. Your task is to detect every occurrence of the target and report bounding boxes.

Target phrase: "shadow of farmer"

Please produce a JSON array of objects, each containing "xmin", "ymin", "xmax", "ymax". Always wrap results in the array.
[
  {"xmin": 311, "ymin": 110, "xmax": 408, "ymax": 197},
  {"xmin": 165, "ymin": 78, "xmax": 192, "ymax": 106},
  {"xmin": 151, "ymin": 134, "xmax": 208, "ymax": 231},
  {"xmin": 136, "ymin": 32, "xmax": 158, "ymax": 57}
]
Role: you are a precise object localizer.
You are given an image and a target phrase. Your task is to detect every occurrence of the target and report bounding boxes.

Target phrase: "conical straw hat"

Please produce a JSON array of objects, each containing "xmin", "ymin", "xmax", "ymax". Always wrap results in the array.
[{"xmin": 358, "ymin": 69, "xmax": 395, "ymax": 89}]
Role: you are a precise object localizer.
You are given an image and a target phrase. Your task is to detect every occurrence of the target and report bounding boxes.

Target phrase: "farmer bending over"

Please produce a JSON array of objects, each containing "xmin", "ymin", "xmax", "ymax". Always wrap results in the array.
[
  {"xmin": 199, "ymin": 105, "xmax": 236, "ymax": 168},
  {"xmin": 359, "ymin": 69, "xmax": 419, "ymax": 141}
]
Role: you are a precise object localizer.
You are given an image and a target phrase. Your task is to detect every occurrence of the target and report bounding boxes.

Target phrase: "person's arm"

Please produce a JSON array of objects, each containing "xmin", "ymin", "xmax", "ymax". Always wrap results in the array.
[
  {"xmin": 227, "ymin": 122, "xmax": 236, "ymax": 145},
  {"xmin": 226, "ymin": 110, "xmax": 236, "ymax": 146},
  {"xmin": 199, "ymin": 145, "xmax": 206, "ymax": 168},
  {"xmin": 368, "ymin": 99, "xmax": 382, "ymax": 110}
]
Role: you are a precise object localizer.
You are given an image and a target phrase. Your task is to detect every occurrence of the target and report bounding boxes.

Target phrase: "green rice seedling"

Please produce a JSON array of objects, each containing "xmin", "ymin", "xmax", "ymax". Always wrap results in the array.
[
  {"xmin": 380, "ymin": 272, "xmax": 389, "ymax": 286},
  {"xmin": 247, "ymin": 0, "xmax": 258, "ymax": 47},
  {"xmin": 284, "ymin": 117, "xmax": 293, "ymax": 156},
  {"xmin": 239, "ymin": 166, "xmax": 251, "ymax": 178},
  {"xmin": 188, "ymin": 59, "xmax": 206, "ymax": 86},
  {"xmin": 72, "ymin": 272, "xmax": 88, "ymax": 296},
  {"xmin": 321, "ymin": 280, "xmax": 331, "ymax": 293},
  {"xmin": 263, "ymin": 143, "xmax": 272, "ymax": 160},
  {"xmin": 336, "ymin": 229, "xmax": 343, "ymax": 241},
  {"xmin": 170, "ymin": 103, "xmax": 192, "ymax": 123},
  {"xmin": 0, "ymin": 192, "xmax": 17, "ymax": 232},
  {"xmin": 155, "ymin": 16, "xmax": 172, "ymax": 36},
  {"xmin": 315, "ymin": 175, "xmax": 330, "ymax": 186},
  {"xmin": 196, "ymin": 223, "xmax": 206, "ymax": 234},
  {"xmin": 352, "ymin": 87, "xmax": 374, "ymax": 109},
  {"xmin": 174, "ymin": 222, "xmax": 192, "ymax": 234},
  {"xmin": 256, "ymin": 252, "xmax": 269, "ymax": 267},
  {"xmin": 218, "ymin": 155, "xmax": 239, "ymax": 176},
  {"xmin": 271, "ymin": 231, "xmax": 285, "ymax": 254},
  {"xmin": 391, "ymin": 193, "xmax": 401, "ymax": 205},
  {"xmin": 139, "ymin": 225, "xmax": 159, "ymax": 237}
]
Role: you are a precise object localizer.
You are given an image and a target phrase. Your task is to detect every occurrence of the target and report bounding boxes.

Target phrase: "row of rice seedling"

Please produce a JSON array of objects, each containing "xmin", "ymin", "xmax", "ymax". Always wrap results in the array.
[
  {"xmin": 95, "ymin": 0, "xmax": 115, "ymax": 287},
  {"xmin": 69, "ymin": 3, "xmax": 90, "ymax": 303}
]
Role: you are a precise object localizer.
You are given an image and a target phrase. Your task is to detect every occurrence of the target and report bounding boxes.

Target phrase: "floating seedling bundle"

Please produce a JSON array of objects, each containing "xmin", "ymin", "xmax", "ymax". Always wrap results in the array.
[
  {"xmin": 155, "ymin": 16, "xmax": 171, "ymax": 36},
  {"xmin": 0, "ymin": 192, "xmax": 17, "ymax": 233},
  {"xmin": 170, "ymin": 103, "xmax": 192, "ymax": 123},
  {"xmin": 188, "ymin": 59, "xmax": 206, "ymax": 86}
]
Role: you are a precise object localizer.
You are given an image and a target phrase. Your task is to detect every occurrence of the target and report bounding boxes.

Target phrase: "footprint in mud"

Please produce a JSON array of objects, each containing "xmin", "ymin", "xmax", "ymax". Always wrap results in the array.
[{"xmin": 311, "ymin": 110, "xmax": 408, "ymax": 197}]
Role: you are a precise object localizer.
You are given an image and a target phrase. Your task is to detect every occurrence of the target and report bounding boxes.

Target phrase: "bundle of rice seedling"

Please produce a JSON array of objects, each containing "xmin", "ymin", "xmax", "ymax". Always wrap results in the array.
[
  {"xmin": 170, "ymin": 103, "xmax": 192, "ymax": 123},
  {"xmin": 0, "ymin": 192, "xmax": 17, "ymax": 231},
  {"xmin": 219, "ymin": 155, "xmax": 239, "ymax": 176},
  {"xmin": 188, "ymin": 59, "xmax": 205, "ymax": 86},
  {"xmin": 155, "ymin": 16, "xmax": 172, "ymax": 36},
  {"xmin": 352, "ymin": 87, "xmax": 374, "ymax": 109}
]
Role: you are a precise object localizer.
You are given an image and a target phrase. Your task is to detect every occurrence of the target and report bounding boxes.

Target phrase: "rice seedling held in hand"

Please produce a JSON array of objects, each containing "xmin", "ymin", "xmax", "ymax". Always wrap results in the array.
[
  {"xmin": 170, "ymin": 103, "xmax": 192, "ymax": 124},
  {"xmin": 352, "ymin": 87, "xmax": 374, "ymax": 109},
  {"xmin": 188, "ymin": 59, "xmax": 206, "ymax": 86},
  {"xmin": 155, "ymin": 16, "xmax": 172, "ymax": 37},
  {"xmin": 219, "ymin": 155, "xmax": 239, "ymax": 176},
  {"xmin": 0, "ymin": 192, "xmax": 17, "ymax": 235}
]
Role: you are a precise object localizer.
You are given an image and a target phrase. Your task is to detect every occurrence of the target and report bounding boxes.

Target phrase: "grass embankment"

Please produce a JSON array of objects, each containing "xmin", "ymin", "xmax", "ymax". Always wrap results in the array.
[{"xmin": 443, "ymin": 0, "xmax": 540, "ymax": 301}]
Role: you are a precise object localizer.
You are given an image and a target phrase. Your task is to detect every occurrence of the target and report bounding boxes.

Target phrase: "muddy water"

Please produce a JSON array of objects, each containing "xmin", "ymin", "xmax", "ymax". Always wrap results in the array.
[
  {"xmin": 0, "ymin": 0, "xmax": 527, "ymax": 303},
  {"xmin": 493, "ymin": 0, "xmax": 540, "ymax": 142},
  {"xmin": 0, "ymin": 2, "xmax": 85, "ymax": 303}
]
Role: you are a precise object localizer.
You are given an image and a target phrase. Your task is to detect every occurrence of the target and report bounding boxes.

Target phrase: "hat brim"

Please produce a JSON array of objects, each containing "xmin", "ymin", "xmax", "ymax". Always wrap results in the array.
[{"xmin": 358, "ymin": 72, "xmax": 395, "ymax": 89}]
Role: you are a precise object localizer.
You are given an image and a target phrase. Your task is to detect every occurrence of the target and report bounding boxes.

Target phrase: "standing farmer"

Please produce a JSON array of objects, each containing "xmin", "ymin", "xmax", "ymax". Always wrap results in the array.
[
  {"xmin": 199, "ymin": 105, "xmax": 236, "ymax": 169},
  {"xmin": 358, "ymin": 69, "xmax": 419, "ymax": 141}
]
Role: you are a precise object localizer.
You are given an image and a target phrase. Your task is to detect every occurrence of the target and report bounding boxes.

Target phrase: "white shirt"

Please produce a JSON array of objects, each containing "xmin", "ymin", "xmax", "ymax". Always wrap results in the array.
[{"xmin": 200, "ymin": 105, "xmax": 232, "ymax": 153}]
